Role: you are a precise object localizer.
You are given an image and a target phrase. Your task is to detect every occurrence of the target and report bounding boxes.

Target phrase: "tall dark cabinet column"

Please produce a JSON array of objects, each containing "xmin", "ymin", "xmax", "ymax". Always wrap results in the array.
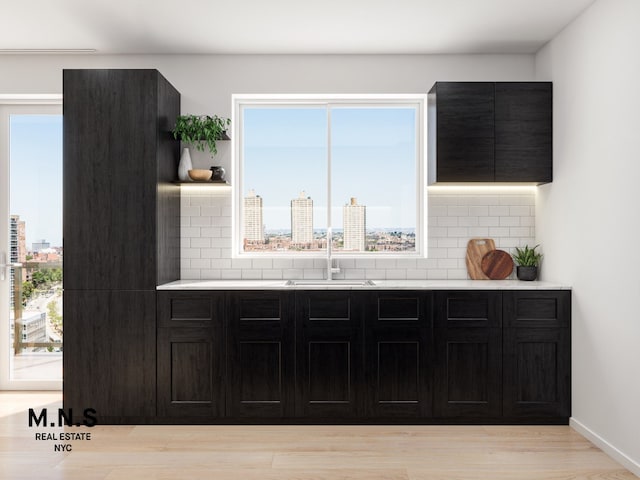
[{"xmin": 63, "ymin": 70, "xmax": 180, "ymax": 422}]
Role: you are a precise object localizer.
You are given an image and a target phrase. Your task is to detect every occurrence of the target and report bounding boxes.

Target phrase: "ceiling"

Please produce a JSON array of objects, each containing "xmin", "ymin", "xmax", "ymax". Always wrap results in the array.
[{"xmin": 0, "ymin": 0, "xmax": 595, "ymax": 55}]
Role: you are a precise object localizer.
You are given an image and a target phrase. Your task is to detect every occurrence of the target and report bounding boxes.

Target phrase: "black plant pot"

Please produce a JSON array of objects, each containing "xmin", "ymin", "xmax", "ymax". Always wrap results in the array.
[{"xmin": 517, "ymin": 266, "xmax": 538, "ymax": 281}]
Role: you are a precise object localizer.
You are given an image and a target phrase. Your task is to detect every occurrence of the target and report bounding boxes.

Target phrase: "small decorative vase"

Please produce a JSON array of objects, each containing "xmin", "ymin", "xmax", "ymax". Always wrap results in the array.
[
  {"xmin": 517, "ymin": 266, "xmax": 538, "ymax": 281},
  {"xmin": 210, "ymin": 166, "xmax": 226, "ymax": 182},
  {"xmin": 178, "ymin": 147, "xmax": 193, "ymax": 182}
]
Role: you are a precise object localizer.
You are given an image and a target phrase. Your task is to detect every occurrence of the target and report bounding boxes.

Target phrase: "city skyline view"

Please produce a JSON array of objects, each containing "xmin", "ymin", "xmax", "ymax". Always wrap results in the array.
[
  {"xmin": 243, "ymin": 190, "xmax": 415, "ymax": 253},
  {"xmin": 241, "ymin": 105, "xmax": 419, "ymax": 235},
  {"xmin": 9, "ymin": 114, "xmax": 63, "ymax": 248}
]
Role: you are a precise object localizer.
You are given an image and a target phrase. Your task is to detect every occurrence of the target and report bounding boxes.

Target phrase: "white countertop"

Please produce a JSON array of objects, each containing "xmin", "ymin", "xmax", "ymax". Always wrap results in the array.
[{"xmin": 157, "ymin": 279, "xmax": 571, "ymax": 291}]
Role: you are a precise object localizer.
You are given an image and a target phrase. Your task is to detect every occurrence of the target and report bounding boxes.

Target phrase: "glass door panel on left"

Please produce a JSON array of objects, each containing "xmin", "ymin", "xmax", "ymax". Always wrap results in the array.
[{"xmin": 0, "ymin": 104, "xmax": 62, "ymax": 390}]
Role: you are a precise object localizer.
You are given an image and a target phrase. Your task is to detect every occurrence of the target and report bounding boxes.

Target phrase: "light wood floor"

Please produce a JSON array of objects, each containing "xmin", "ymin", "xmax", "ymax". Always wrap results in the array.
[{"xmin": 1, "ymin": 392, "xmax": 636, "ymax": 480}]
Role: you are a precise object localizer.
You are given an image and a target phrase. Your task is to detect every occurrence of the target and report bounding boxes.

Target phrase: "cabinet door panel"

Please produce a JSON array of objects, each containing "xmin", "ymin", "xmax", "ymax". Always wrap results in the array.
[
  {"xmin": 296, "ymin": 291, "xmax": 362, "ymax": 418},
  {"xmin": 239, "ymin": 341, "xmax": 282, "ymax": 402},
  {"xmin": 376, "ymin": 341, "xmax": 420, "ymax": 402},
  {"xmin": 495, "ymin": 82, "xmax": 552, "ymax": 183},
  {"xmin": 63, "ymin": 70, "xmax": 180, "ymax": 289},
  {"xmin": 503, "ymin": 327, "xmax": 570, "ymax": 418},
  {"xmin": 157, "ymin": 327, "xmax": 224, "ymax": 417},
  {"xmin": 364, "ymin": 292, "xmax": 432, "ymax": 418},
  {"xmin": 434, "ymin": 328, "xmax": 502, "ymax": 418},
  {"xmin": 435, "ymin": 291, "xmax": 501, "ymax": 328},
  {"xmin": 434, "ymin": 82, "xmax": 495, "ymax": 182},
  {"xmin": 227, "ymin": 292, "xmax": 294, "ymax": 418},
  {"xmin": 156, "ymin": 291, "xmax": 224, "ymax": 418},
  {"xmin": 503, "ymin": 291, "xmax": 570, "ymax": 328},
  {"xmin": 63, "ymin": 290, "xmax": 156, "ymax": 420},
  {"xmin": 308, "ymin": 341, "xmax": 352, "ymax": 402}
]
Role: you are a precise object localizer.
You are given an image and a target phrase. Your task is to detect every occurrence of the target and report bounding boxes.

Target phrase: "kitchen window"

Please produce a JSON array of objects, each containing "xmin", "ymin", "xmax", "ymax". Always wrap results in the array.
[{"xmin": 232, "ymin": 95, "xmax": 426, "ymax": 257}]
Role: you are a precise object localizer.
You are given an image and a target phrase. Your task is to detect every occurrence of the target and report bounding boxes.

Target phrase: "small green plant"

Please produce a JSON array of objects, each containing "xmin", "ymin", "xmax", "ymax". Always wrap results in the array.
[
  {"xmin": 172, "ymin": 115, "xmax": 231, "ymax": 157},
  {"xmin": 512, "ymin": 244, "xmax": 543, "ymax": 267}
]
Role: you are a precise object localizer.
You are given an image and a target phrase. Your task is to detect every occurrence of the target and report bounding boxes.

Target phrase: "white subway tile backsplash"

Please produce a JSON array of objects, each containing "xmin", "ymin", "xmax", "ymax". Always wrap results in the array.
[
  {"xmin": 479, "ymin": 216, "xmax": 500, "ymax": 227},
  {"xmin": 406, "ymin": 269, "xmax": 428, "ymax": 280},
  {"xmin": 447, "ymin": 227, "xmax": 469, "ymax": 237},
  {"xmin": 509, "ymin": 206, "xmax": 531, "ymax": 216},
  {"xmin": 190, "ymin": 258, "xmax": 212, "ymax": 269},
  {"xmin": 437, "ymin": 216, "xmax": 458, "ymax": 227},
  {"xmin": 467, "ymin": 227, "xmax": 490, "ymax": 237},
  {"xmin": 221, "ymin": 269, "xmax": 242, "ymax": 279},
  {"xmin": 428, "ymin": 205, "xmax": 447, "ymax": 217},
  {"xmin": 499, "ymin": 217, "xmax": 520, "ymax": 227},
  {"xmin": 181, "ymin": 206, "xmax": 201, "ymax": 216},
  {"xmin": 438, "ymin": 258, "xmax": 458, "ymax": 269},
  {"xmin": 437, "ymin": 237, "xmax": 458, "ymax": 248},
  {"xmin": 458, "ymin": 216, "xmax": 479, "ymax": 227},
  {"xmin": 201, "ymin": 206, "xmax": 221, "ymax": 217},
  {"xmin": 520, "ymin": 216, "xmax": 535, "ymax": 227},
  {"xmin": 182, "ymin": 227, "xmax": 201, "ymax": 238},
  {"xmin": 189, "ymin": 194, "xmax": 215, "ymax": 207},
  {"xmin": 489, "ymin": 206, "xmax": 509, "ymax": 216},
  {"xmin": 509, "ymin": 227, "xmax": 531, "ymax": 237},
  {"xmin": 386, "ymin": 269, "xmax": 408, "ymax": 280},
  {"xmin": 489, "ymin": 227, "xmax": 510, "ymax": 237},
  {"xmin": 252, "ymin": 258, "xmax": 273, "ymax": 269},
  {"xmin": 190, "ymin": 237, "xmax": 211, "ymax": 248},
  {"xmin": 201, "ymin": 227, "xmax": 222, "ymax": 238},
  {"xmin": 179, "ymin": 189, "xmax": 537, "ymax": 281},
  {"xmin": 447, "ymin": 206, "xmax": 469, "ymax": 216},
  {"xmin": 201, "ymin": 248, "xmax": 222, "ymax": 259},
  {"xmin": 468, "ymin": 206, "xmax": 489, "ymax": 217},
  {"xmin": 191, "ymin": 216, "xmax": 212, "ymax": 227}
]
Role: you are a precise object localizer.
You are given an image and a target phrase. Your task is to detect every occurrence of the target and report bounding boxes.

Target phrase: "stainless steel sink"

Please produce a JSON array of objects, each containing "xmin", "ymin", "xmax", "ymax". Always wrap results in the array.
[{"xmin": 285, "ymin": 279, "xmax": 376, "ymax": 287}]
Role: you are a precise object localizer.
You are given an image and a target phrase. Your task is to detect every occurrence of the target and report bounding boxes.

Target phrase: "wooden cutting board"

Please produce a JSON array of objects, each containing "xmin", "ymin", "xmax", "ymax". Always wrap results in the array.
[
  {"xmin": 465, "ymin": 238, "xmax": 496, "ymax": 280},
  {"xmin": 481, "ymin": 249, "xmax": 514, "ymax": 280}
]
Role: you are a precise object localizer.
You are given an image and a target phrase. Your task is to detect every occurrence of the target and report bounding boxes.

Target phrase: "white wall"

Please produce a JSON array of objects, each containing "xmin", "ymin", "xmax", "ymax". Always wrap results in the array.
[
  {"xmin": 535, "ymin": 0, "xmax": 640, "ymax": 473},
  {"xmin": 0, "ymin": 54, "xmax": 533, "ymax": 114}
]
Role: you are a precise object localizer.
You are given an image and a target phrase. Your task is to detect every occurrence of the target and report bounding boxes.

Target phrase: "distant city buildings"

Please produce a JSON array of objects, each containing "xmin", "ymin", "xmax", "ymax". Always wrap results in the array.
[
  {"xmin": 10, "ymin": 215, "xmax": 26, "ymax": 264},
  {"xmin": 9, "ymin": 215, "xmax": 26, "ymax": 306},
  {"xmin": 19, "ymin": 311, "xmax": 47, "ymax": 345},
  {"xmin": 243, "ymin": 189, "xmax": 264, "ymax": 242},
  {"xmin": 31, "ymin": 239, "xmax": 50, "ymax": 252},
  {"xmin": 240, "ymin": 192, "xmax": 412, "ymax": 253},
  {"xmin": 343, "ymin": 197, "xmax": 366, "ymax": 251},
  {"xmin": 291, "ymin": 191, "xmax": 313, "ymax": 245}
]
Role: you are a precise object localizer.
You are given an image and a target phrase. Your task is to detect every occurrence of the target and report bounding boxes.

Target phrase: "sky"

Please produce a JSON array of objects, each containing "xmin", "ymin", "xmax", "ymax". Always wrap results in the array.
[
  {"xmin": 242, "ymin": 105, "xmax": 418, "ymax": 232},
  {"xmin": 9, "ymin": 115, "xmax": 63, "ymax": 248}
]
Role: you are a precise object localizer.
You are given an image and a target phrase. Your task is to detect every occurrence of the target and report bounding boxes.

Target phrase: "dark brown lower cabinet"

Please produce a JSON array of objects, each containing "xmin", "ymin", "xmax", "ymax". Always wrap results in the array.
[
  {"xmin": 295, "ymin": 291, "xmax": 363, "ymax": 418},
  {"xmin": 433, "ymin": 291, "xmax": 503, "ymax": 418},
  {"xmin": 155, "ymin": 289, "xmax": 570, "ymax": 424},
  {"xmin": 226, "ymin": 291, "xmax": 295, "ymax": 418},
  {"xmin": 64, "ymin": 289, "xmax": 156, "ymax": 422},
  {"xmin": 363, "ymin": 292, "xmax": 433, "ymax": 418},
  {"xmin": 157, "ymin": 292, "xmax": 224, "ymax": 418},
  {"xmin": 503, "ymin": 291, "xmax": 571, "ymax": 418}
]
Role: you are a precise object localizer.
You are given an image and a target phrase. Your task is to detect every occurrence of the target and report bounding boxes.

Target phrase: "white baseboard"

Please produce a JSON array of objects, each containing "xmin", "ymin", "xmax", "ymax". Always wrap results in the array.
[{"xmin": 570, "ymin": 417, "xmax": 640, "ymax": 477}]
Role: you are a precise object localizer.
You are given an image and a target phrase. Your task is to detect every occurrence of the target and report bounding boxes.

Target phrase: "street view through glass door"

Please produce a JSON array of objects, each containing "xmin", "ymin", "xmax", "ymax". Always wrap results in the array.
[{"xmin": 0, "ymin": 103, "xmax": 62, "ymax": 389}]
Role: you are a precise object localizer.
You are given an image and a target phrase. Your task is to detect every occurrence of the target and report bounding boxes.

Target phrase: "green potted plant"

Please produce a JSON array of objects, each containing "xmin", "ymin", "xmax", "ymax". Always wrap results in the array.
[
  {"xmin": 512, "ymin": 244, "xmax": 543, "ymax": 281},
  {"xmin": 172, "ymin": 114, "xmax": 231, "ymax": 157}
]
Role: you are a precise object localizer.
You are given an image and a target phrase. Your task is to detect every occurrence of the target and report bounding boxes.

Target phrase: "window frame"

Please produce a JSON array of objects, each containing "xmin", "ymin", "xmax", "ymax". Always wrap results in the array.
[{"xmin": 231, "ymin": 94, "xmax": 427, "ymax": 258}]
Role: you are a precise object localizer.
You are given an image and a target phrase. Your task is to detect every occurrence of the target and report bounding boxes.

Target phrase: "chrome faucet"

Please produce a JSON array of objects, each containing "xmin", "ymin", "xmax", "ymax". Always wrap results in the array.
[{"xmin": 326, "ymin": 227, "xmax": 340, "ymax": 280}]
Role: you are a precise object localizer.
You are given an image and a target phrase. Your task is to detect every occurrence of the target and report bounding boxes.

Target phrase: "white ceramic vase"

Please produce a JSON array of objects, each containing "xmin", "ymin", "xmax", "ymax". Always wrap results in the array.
[{"xmin": 178, "ymin": 147, "xmax": 193, "ymax": 182}]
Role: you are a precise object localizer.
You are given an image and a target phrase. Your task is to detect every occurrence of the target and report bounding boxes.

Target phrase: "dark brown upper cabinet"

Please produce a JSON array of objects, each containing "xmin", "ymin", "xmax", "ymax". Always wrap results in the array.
[
  {"xmin": 428, "ymin": 82, "xmax": 552, "ymax": 184},
  {"xmin": 63, "ymin": 69, "xmax": 181, "ymax": 290}
]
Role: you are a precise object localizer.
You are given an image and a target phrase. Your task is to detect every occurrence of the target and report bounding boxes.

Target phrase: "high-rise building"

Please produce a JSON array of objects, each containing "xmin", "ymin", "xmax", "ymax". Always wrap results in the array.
[
  {"xmin": 9, "ymin": 215, "xmax": 26, "ymax": 308},
  {"xmin": 243, "ymin": 189, "xmax": 264, "ymax": 242},
  {"xmin": 291, "ymin": 191, "xmax": 313, "ymax": 245},
  {"xmin": 343, "ymin": 197, "xmax": 366, "ymax": 251}
]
